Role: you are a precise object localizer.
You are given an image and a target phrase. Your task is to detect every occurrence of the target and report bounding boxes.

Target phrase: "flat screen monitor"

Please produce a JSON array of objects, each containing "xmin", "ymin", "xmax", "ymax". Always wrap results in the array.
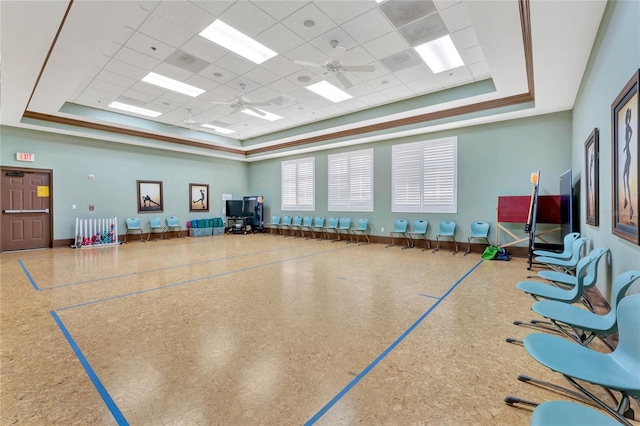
[
  {"xmin": 559, "ymin": 169, "xmax": 573, "ymax": 238},
  {"xmin": 225, "ymin": 200, "xmax": 243, "ymax": 218},
  {"xmin": 242, "ymin": 199, "xmax": 255, "ymax": 217}
]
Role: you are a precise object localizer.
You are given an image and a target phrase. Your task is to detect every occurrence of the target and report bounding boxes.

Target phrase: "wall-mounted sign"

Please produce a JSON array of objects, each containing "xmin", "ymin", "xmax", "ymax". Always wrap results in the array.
[{"xmin": 16, "ymin": 152, "xmax": 35, "ymax": 162}]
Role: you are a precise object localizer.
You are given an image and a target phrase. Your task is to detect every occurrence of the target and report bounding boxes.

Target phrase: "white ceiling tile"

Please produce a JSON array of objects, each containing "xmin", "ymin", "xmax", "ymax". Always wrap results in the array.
[
  {"xmin": 130, "ymin": 80, "xmax": 166, "ymax": 97},
  {"xmin": 439, "ymin": 2, "xmax": 472, "ymax": 32},
  {"xmin": 283, "ymin": 43, "xmax": 327, "ymax": 65},
  {"xmin": 105, "ymin": 59, "xmax": 148, "ymax": 81},
  {"xmin": 198, "ymin": 63, "xmax": 238, "ymax": 85},
  {"xmin": 433, "ymin": 66, "xmax": 472, "ymax": 86},
  {"xmin": 82, "ymin": 86, "xmax": 120, "ymax": 103},
  {"xmin": 380, "ymin": 83, "xmax": 413, "ymax": 100},
  {"xmin": 260, "ymin": 56, "xmax": 303, "ymax": 80},
  {"xmin": 190, "ymin": 1, "xmax": 235, "ymax": 18},
  {"xmin": 314, "ymin": 1, "xmax": 376, "ymax": 25},
  {"xmin": 249, "ymin": 86, "xmax": 281, "ymax": 103},
  {"xmin": 242, "ymin": 67, "xmax": 281, "ymax": 87},
  {"xmin": 137, "ymin": 14, "xmax": 193, "ymax": 48},
  {"xmin": 358, "ymin": 92, "xmax": 391, "ymax": 105},
  {"xmin": 256, "ymin": 23, "xmax": 305, "ymax": 55},
  {"xmin": 90, "ymin": 79, "xmax": 127, "ymax": 94},
  {"xmin": 267, "ymin": 78, "xmax": 303, "ymax": 96},
  {"xmin": 181, "ymin": 36, "xmax": 228, "ymax": 63},
  {"xmin": 404, "ymin": 75, "xmax": 441, "ymax": 93},
  {"xmin": 281, "ymin": 3, "xmax": 335, "ymax": 41},
  {"xmin": 152, "ymin": 62, "xmax": 196, "ymax": 81},
  {"xmin": 340, "ymin": 46, "xmax": 375, "ymax": 68},
  {"xmin": 393, "ymin": 63, "xmax": 433, "ymax": 84},
  {"xmin": 341, "ymin": 9, "xmax": 394, "ymax": 45},
  {"xmin": 347, "ymin": 82, "xmax": 376, "ymax": 97},
  {"xmin": 218, "ymin": 2, "xmax": 277, "ymax": 37},
  {"xmin": 121, "ymin": 88, "xmax": 158, "ymax": 103},
  {"xmin": 207, "ymin": 85, "xmax": 239, "ymax": 102},
  {"xmin": 251, "ymin": 1, "xmax": 306, "ymax": 21},
  {"xmin": 309, "ymin": 28, "xmax": 357, "ymax": 53},
  {"xmin": 185, "ymin": 74, "xmax": 221, "ymax": 91},
  {"xmin": 451, "ymin": 26, "xmax": 479, "ymax": 50},
  {"xmin": 124, "ymin": 32, "xmax": 173, "ymax": 61},
  {"xmin": 96, "ymin": 69, "xmax": 137, "ymax": 88},
  {"xmin": 151, "ymin": 1, "xmax": 214, "ymax": 32},
  {"xmin": 216, "ymin": 53, "xmax": 258, "ymax": 76},
  {"xmin": 434, "ymin": 0, "xmax": 463, "ymax": 12},
  {"xmin": 362, "ymin": 31, "xmax": 410, "ymax": 58},
  {"xmin": 140, "ymin": 1, "xmax": 161, "ymax": 13},
  {"xmin": 468, "ymin": 61, "xmax": 490, "ymax": 79},
  {"xmin": 461, "ymin": 45, "xmax": 486, "ymax": 65}
]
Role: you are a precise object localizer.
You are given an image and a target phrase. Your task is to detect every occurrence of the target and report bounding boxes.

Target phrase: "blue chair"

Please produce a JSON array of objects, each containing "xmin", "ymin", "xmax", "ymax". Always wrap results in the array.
[
  {"xmin": 530, "ymin": 400, "xmax": 620, "ymax": 426},
  {"xmin": 385, "ymin": 219, "xmax": 408, "ymax": 248},
  {"xmin": 465, "ymin": 221, "xmax": 490, "ymax": 255},
  {"xmin": 166, "ymin": 216, "xmax": 183, "ymax": 239},
  {"xmin": 299, "ymin": 216, "xmax": 314, "ymax": 239},
  {"xmin": 433, "ymin": 220, "xmax": 458, "ymax": 254},
  {"xmin": 280, "ymin": 215, "xmax": 293, "ymax": 236},
  {"xmin": 533, "ymin": 232, "xmax": 581, "ymax": 259},
  {"xmin": 519, "ymin": 294, "xmax": 640, "ymax": 425},
  {"xmin": 147, "ymin": 216, "xmax": 167, "ymax": 241},
  {"xmin": 350, "ymin": 218, "xmax": 370, "ymax": 245},
  {"xmin": 310, "ymin": 217, "xmax": 325, "ymax": 240},
  {"xmin": 268, "ymin": 215, "xmax": 281, "ymax": 235},
  {"xmin": 335, "ymin": 217, "xmax": 351, "ymax": 242},
  {"xmin": 323, "ymin": 217, "xmax": 340, "ymax": 241},
  {"xmin": 124, "ymin": 217, "xmax": 144, "ymax": 243},
  {"xmin": 535, "ymin": 237, "xmax": 588, "ymax": 274},
  {"xmin": 289, "ymin": 216, "xmax": 303, "ymax": 238},
  {"xmin": 406, "ymin": 219, "xmax": 429, "ymax": 250}
]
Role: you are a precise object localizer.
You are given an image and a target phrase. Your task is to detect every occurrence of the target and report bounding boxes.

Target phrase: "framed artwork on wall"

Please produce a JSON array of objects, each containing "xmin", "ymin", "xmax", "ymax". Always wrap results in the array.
[
  {"xmin": 190, "ymin": 183, "xmax": 209, "ymax": 212},
  {"xmin": 611, "ymin": 69, "xmax": 639, "ymax": 244},
  {"xmin": 137, "ymin": 180, "xmax": 163, "ymax": 213},
  {"xmin": 585, "ymin": 128, "xmax": 599, "ymax": 226}
]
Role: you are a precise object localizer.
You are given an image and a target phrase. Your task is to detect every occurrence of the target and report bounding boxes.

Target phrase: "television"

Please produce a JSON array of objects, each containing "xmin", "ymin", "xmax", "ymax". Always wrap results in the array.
[
  {"xmin": 242, "ymin": 199, "xmax": 256, "ymax": 217},
  {"xmin": 225, "ymin": 200, "xmax": 243, "ymax": 218},
  {"xmin": 559, "ymin": 169, "xmax": 574, "ymax": 238}
]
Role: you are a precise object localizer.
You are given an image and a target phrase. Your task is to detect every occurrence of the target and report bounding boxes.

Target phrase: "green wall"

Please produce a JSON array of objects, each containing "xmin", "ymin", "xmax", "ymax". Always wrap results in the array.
[
  {"xmin": 0, "ymin": 126, "xmax": 249, "ymax": 240},
  {"xmin": 572, "ymin": 0, "xmax": 640, "ymax": 296},
  {"xmin": 248, "ymin": 111, "xmax": 572, "ymax": 242}
]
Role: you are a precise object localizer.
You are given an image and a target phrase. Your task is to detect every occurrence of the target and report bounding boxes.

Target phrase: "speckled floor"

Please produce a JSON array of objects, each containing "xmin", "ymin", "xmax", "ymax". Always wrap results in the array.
[{"xmin": 1, "ymin": 234, "xmax": 637, "ymax": 425}]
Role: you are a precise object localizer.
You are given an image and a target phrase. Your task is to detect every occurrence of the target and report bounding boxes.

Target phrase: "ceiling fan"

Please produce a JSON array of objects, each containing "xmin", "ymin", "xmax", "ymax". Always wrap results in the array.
[
  {"xmin": 295, "ymin": 40, "xmax": 376, "ymax": 90},
  {"xmin": 175, "ymin": 108, "xmax": 200, "ymax": 131},
  {"xmin": 211, "ymin": 83, "xmax": 271, "ymax": 116}
]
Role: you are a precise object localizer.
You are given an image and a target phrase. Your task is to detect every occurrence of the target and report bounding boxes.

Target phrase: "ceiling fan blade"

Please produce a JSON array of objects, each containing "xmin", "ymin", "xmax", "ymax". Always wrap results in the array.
[
  {"xmin": 331, "ymin": 45, "xmax": 346, "ymax": 62},
  {"xmin": 246, "ymin": 101, "xmax": 271, "ymax": 107},
  {"xmin": 344, "ymin": 65, "xmax": 375, "ymax": 72},
  {"xmin": 246, "ymin": 106, "xmax": 266, "ymax": 116},
  {"xmin": 335, "ymin": 72, "xmax": 353, "ymax": 89},
  {"xmin": 295, "ymin": 60, "xmax": 323, "ymax": 68},
  {"xmin": 211, "ymin": 101, "xmax": 232, "ymax": 105}
]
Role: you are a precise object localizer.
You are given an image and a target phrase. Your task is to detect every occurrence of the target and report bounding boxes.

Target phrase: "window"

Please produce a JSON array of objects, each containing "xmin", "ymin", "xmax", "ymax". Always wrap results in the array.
[
  {"xmin": 281, "ymin": 157, "xmax": 315, "ymax": 211},
  {"xmin": 328, "ymin": 148, "xmax": 373, "ymax": 212},
  {"xmin": 392, "ymin": 137, "xmax": 457, "ymax": 213}
]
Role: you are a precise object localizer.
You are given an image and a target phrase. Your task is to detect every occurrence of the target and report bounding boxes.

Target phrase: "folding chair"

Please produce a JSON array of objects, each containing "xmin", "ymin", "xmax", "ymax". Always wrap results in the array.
[
  {"xmin": 124, "ymin": 217, "xmax": 145, "ymax": 243},
  {"xmin": 267, "ymin": 215, "xmax": 281, "ymax": 235},
  {"xmin": 147, "ymin": 216, "xmax": 167, "ymax": 241},
  {"xmin": 165, "ymin": 216, "xmax": 184, "ymax": 239},
  {"xmin": 385, "ymin": 219, "xmax": 408, "ymax": 248},
  {"xmin": 335, "ymin": 217, "xmax": 351, "ymax": 242},
  {"xmin": 406, "ymin": 219, "xmax": 429, "ymax": 250},
  {"xmin": 507, "ymin": 294, "xmax": 640, "ymax": 425},
  {"xmin": 530, "ymin": 400, "xmax": 621, "ymax": 426},
  {"xmin": 299, "ymin": 216, "xmax": 314, "ymax": 239},
  {"xmin": 465, "ymin": 221, "xmax": 490, "ymax": 255},
  {"xmin": 433, "ymin": 220, "xmax": 458, "ymax": 254},
  {"xmin": 323, "ymin": 217, "xmax": 340, "ymax": 241},
  {"xmin": 280, "ymin": 215, "xmax": 292, "ymax": 236},
  {"xmin": 350, "ymin": 218, "xmax": 370, "ymax": 245},
  {"xmin": 533, "ymin": 232, "xmax": 581, "ymax": 260},
  {"xmin": 310, "ymin": 217, "xmax": 325, "ymax": 240},
  {"xmin": 534, "ymin": 237, "xmax": 588, "ymax": 274},
  {"xmin": 289, "ymin": 216, "xmax": 303, "ymax": 238}
]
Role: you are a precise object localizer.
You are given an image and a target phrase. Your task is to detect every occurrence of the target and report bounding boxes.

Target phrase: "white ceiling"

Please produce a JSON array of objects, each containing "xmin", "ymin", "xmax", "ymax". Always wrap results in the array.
[{"xmin": 0, "ymin": 0, "xmax": 606, "ymax": 161}]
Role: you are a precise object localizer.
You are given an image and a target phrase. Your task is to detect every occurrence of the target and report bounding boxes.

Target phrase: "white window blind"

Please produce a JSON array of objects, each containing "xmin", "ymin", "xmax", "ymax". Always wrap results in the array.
[
  {"xmin": 392, "ymin": 137, "xmax": 457, "ymax": 213},
  {"xmin": 328, "ymin": 148, "xmax": 373, "ymax": 212},
  {"xmin": 281, "ymin": 157, "xmax": 315, "ymax": 211}
]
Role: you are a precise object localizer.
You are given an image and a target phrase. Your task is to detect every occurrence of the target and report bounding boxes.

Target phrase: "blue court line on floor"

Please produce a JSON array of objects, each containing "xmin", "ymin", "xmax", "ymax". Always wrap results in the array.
[
  {"xmin": 419, "ymin": 293, "xmax": 440, "ymax": 299},
  {"xmin": 50, "ymin": 310, "xmax": 128, "ymax": 426},
  {"xmin": 36, "ymin": 242, "xmax": 320, "ymax": 291},
  {"xmin": 56, "ymin": 245, "xmax": 350, "ymax": 312},
  {"xmin": 304, "ymin": 259, "xmax": 483, "ymax": 426},
  {"xmin": 18, "ymin": 259, "xmax": 39, "ymax": 291}
]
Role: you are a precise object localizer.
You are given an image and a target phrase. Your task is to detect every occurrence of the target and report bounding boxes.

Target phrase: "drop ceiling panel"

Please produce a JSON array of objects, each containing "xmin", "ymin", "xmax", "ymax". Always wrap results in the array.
[
  {"xmin": 380, "ymin": 0, "xmax": 438, "ymax": 29},
  {"xmin": 151, "ymin": 1, "xmax": 214, "ymax": 33},
  {"xmin": 281, "ymin": 3, "xmax": 336, "ymax": 41},
  {"xmin": 181, "ymin": 36, "xmax": 228, "ymax": 63},
  {"xmin": 137, "ymin": 14, "xmax": 193, "ymax": 48},
  {"xmin": 314, "ymin": 1, "xmax": 376, "ymax": 25},
  {"xmin": 341, "ymin": 9, "xmax": 395, "ymax": 45},
  {"xmin": 257, "ymin": 23, "xmax": 306, "ymax": 55},
  {"xmin": 439, "ymin": 3, "xmax": 472, "ymax": 32},
  {"xmin": 252, "ymin": 1, "xmax": 306, "ymax": 21},
  {"xmin": 362, "ymin": 32, "xmax": 411, "ymax": 59},
  {"xmin": 218, "ymin": 1, "xmax": 277, "ymax": 37},
  {"xmin": 124, "ymin": 32, "xmax": 174, "ymax": 61},
  {"xmin": 104, "ymin": 59, "xmax": 148, "ymax": 82}
]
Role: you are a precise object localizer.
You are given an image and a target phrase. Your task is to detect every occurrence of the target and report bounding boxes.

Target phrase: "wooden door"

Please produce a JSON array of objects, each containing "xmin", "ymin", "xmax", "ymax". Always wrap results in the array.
[{"xmin": 1, "ymin": 168, "xmax": 52, "ymax": 251}]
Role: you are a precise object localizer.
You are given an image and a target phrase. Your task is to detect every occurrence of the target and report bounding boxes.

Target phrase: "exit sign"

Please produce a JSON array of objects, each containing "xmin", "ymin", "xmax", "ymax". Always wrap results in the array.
[{"xmin": 16, "ymin": 152, "xmax": 35, "ymax": 162}]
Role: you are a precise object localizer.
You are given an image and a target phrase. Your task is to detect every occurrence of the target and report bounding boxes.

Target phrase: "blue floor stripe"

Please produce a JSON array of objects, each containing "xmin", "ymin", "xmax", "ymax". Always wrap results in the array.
[
  {"xmin": 304, "ymin": 260, "xmax": 483, "ymax": 425},
  {"xmin": 419, "ymin": 293, "xmax": 440, "ymax": 299},
  {"xmin": 50, "ymin": 310, "xmax": 128, "ymax": 426},
  {"xmin": 18, "ymin": 259, "xmax": 39, "ymax": 290}
]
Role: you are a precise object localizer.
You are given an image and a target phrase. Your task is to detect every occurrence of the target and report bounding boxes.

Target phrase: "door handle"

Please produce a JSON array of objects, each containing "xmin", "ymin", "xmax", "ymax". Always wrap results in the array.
[{"xmin": 3, "ymin": 209, "xmax": 50, "ymax": 213}]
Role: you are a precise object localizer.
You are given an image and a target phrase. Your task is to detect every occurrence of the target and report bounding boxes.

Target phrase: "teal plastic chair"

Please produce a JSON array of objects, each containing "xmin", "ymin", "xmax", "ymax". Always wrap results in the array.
[
  {"xmin": 519, "ymin": 294, "xmax": 640, "ymax": 425},
  {"xmin": 465, "ymin": 221, "xmax": 490, "ymax": 255},
  {"xmin": 289, "ymin": 216, "xmax": 303, "ymax": 238},
  {"xmin": 385, "ymin": 219, "xmax": 408, "ymax": 248},
  {"xmin": 530, "ymin": 270, "xmax": 640, "ymax": 347},
  {"xmin": 350, "ymin": 218, "xmax": 370, "ymax": 245},
  {"xmin": 268, "ymin": 215, "xmax": 281, "ymax": 236},
  {"xmin": 530, "ymin": 400, "xmax": 620, "ymax": 426},
  {"xmin": 147, "ymin": 216, "xmax": 167, "ymax": 241},
  {"xmin": 406, "ymin": 219, "xmax": 429, "ymax": 250},
  {"xmin": 323, "ymin": 217, "xmax": 340, "ymax": 241},
  {"xmin": 166, "ymin": 216, "xmax": 183, "ymax": 239},
  {"xmin": 299, "ymin": 216, "xmax": 314, "ymax": 239},
  {"xmin": 124, "ymin": 217, "xmax": 144, "ymax": 243},
  {"xmin": 533, "ymin": 232, "xmax": 580, "ymax": 260},
  {"xmin": 280, "ymin": 215, "xmax": 293, "ymax": 236},
  {"xmin": 335, "ymin": 217, "xmax": 351, "ymax": 242},
  {"xmin": 310, "ymin": 217, "xmax": 325, "ymax": 240},
  {"xmin": 535, "ymin": 237, "xmax": 588, "ymax": 274},
  {"xmin": 433, "ymin": 220, "xmax": 458, "ymax": 254}
]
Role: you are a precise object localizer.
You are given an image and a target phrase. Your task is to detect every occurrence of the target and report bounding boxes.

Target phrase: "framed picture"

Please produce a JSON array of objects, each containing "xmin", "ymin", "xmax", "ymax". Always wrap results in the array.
[
  {"xmin": 585, "ymin": 128, "xmax": 599, "ymax": 226},
  {"xmin": 611, "ymin": 69, "xmax": 639, "ymax": 244},
  {"xmin": 190, "ymin": 183, "xmax": 209, "ymax": 212},
  {"xmin": 137, "ymin": 180, "xmax": 163, "ymax": 213}
]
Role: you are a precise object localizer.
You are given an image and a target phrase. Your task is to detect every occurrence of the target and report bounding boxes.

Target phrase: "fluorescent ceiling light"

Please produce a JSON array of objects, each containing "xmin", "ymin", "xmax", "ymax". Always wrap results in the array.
[
  {"xmin": 199, "ymin": 20, "xmax": 277, "ymax": 65},
  {"xmin": 141, "ymin": 72, "xmax": 205, "ymax": 97},
  {"xmin": 414, "ymin": 35, "xmax": 464, "ymax": 74},
  {"xmin": 241, "ymin": 109, "xmax": 282, "ymax": 121},
  {"xmin": 108, "ymin": 101, "xmax": 162, "ymax": 118},
  {"xmin": 201, "ymin": 124, "xmax": 235, "ymax": 134},
  {"xmin": 306, "ymin": 81, "xmax": 353, "ymax": 103}
]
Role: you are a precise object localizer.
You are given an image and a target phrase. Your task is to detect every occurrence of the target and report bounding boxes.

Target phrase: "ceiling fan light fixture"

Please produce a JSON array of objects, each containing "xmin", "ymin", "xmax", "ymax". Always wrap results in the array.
[
  {"xmin": 414, "ymin": 35, "xmax": 464, "ymax": 74},
  {"xmin": 200, "ymin": 20, "xmax": 277, "ymax": 65},
  {"xmin": 306, "ymin": 81, "xmax": 352, "ymax": 103},
  {"xmin": 141, "ymin": 72, "xmax": 205, "ymax": 97},
  {"xmin": 201, "ymin": 124, "xmax": 235, "ymax": 134},
  {"xmin": 108, "ymin": 101, "xmax": 162, "ymax": 117},
  {"xmin": 241, "ymin": 108, "xmax": 282, "ymax": 121}
]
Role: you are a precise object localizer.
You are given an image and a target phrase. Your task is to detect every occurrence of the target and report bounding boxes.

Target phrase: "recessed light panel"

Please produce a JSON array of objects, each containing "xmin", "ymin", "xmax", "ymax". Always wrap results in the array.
[
  {"xmin": 306, "ymin": 81, "xmax": 353, "ymax": 103},
  {"xmin": 414, "ymin": 35, "xmax": 464, "ymax": 73},
  {"xmin": 108, "ymin": 101, "xmax": 162, "ymax": 117},
  {"xmin": 141, "ymin": 72, "xmax": 205, "ymax": 97},
  {"xmin": 241, "ymin": 109, "xmax": 282, "ymax": 121},
  {"xmin": 199, "ymin": 20, "xmax": 277, "ymax": 65},
  {"xmin": 201, "ymin": 124, "xmax": 235, "ymax": 134}
]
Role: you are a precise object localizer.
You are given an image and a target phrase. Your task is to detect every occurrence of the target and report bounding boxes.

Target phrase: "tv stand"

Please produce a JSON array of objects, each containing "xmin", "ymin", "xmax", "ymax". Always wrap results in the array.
[{"xmin": 228, "ymin": 217, "xmax": 251, "ymax": 234}]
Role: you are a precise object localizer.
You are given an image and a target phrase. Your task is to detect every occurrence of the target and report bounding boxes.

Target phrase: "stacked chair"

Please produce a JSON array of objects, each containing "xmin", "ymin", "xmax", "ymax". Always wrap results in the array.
[{"xmin": 502, "ymin": 233, "xmax": 640, "ymax": 425}]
